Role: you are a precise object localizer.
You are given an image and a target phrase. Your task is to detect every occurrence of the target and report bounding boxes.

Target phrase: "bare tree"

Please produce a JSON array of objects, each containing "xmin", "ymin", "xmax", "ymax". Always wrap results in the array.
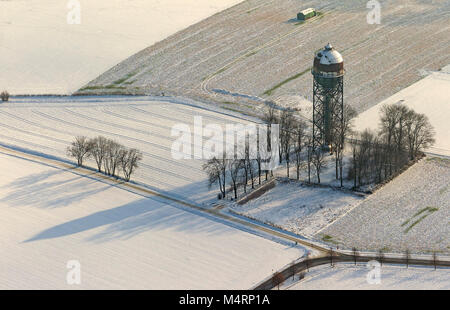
[
  {"xmin": 228, "ymin": 158, "xmax": 242, "ymax": 200},
  {"xmin": 261, "ymin": 107, "xmax": 278, "ymax": 180},
  {"xmin": 405, "ymin": 112, "xmax": 435, "ymax": 160},
  {"xmin": 240, "ymin": 159, "xmax": 249, "ymax": 194},
  {"xmin": 377, "ymin": 249, "xmax": 384, "ymax": 267},
  {"xmin": 379, "ymin": 104, "xmax": 401, "ymax": 176},
  {"xmin": 255, "ymin": 130, "xmax": 263, "ymax": 185},
  {"xmin": 202, "ymin": 154, "xmax": 227, "ymax": 198},
  {"xmin": 1, "ymin": 91, "xmax": 9, "ymax": 102},
  {"xmin": 240, "ymin": 136, "xmax": 256, "ymax": 193},
  {"xmin": 432, "ymin": 252, "xmax": 438, "ymax": 270},
  {"xmin": 262, "ymin": 104, "xmax": 281, "ymax": 165},
  {"xmin": 351, "ymin": 139, "xmax": 358, "ymax": 188},
  {"xmin": 280, "ymin": 109, "xmax": 295, "ymax": 177},
  {"xmin": 262, "ymin": 103, "xmax": 278, "ymax": 125},
  {"xmin": 352, "ymin": 247, "xmax": 358, "ymax": 265},
  {"xmin": 247, "ymin": 144, "xmax": 256, "ymax": 190},
  {"xmin": 120, "ymin": 148, "xmax": 143, "ymax": 181},
  {"xmin": 311, "ymin": 148, "xmax": 326, "ymax": 184},
  {"xmin": 405, "ymin": 249, "xmax": 410, "ymax": 269},
  {"xmin": 104, "ymin": 139, "xmax": 123, "ymax": 177},
  {"xmin": 306, "ymin": 136, "xmax": 313, "ymax": 183},
  {"xmin": 89, "ymin": 136, "xmax": 108, "ymax": 172},
  {"xmin": 379, "ymin": 104, "xmax": 413, "ymax": 174},
  {"xmin": 372, "ymin": 139, "xmax": 387, "ymax": 184},
  {"xmin": 331, "ymin": 104, "xmax": 356, "ymax": 187},
  {"xmin": 67, "ymin": 136, "xmax": 93, "ymax": 166},
  {"xmin": 293, "ymin": 120, "xmax": 307, "ymax": 180},
  {"xmin": 393, "ymin": 106, "xmax": 412, "ymax": 154},
  {"xmin": 349, "ymin": 130, "xmax": 378, "ymax": 187},
  {"xmin": 358, "ymin": 130, "xmax": 376, "ymax": 186}
]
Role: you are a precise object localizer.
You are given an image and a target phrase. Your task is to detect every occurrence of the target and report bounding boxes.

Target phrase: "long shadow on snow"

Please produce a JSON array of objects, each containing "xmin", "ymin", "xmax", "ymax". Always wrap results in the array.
[
  {"xmin": 24, "ymin": 194, "xmax": 231, "ymax": 243},
  {"xmin": 2, "ymin": 149, "xmax": 295, "ymax": 247},
  {"xmin": 0, "ymin": 152, "xmax": 119, "ymax": 209}
]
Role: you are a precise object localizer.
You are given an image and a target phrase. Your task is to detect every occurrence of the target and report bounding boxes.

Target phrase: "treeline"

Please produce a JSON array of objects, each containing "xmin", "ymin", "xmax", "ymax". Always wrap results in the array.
[
  {"xmin": 203, "ymin": 104, "xmax": 354, "ymax": 199},
  {"xmin": 263, "ymin": 104, "xmax": 356, "ymax": 186},
  {"xmin": 203, "ymin": 143, "xmax": 269, "ymax": 201},
  {"xmin": 204, "ymin": 102, "xmax": 435, "ymax": 198},
  {"xmin": 348, "ymin": 104, "xmax": 435, "ymax": 187},
  {"xmin": 67, "ymin": 136, "xmax": 143, "ymax": 181}
]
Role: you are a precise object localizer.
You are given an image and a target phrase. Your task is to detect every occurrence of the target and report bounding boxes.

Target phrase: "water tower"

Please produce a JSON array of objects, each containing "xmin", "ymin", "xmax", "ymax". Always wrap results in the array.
[{"xmin": 311, "ymin": 43, "xmax": 344, "ymax": 151}]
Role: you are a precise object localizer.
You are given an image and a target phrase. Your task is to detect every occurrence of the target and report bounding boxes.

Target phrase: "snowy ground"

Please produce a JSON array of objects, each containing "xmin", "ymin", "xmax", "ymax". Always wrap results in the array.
[
  {"xmin": 285, "ymin": 263, "xmax": 450, "ymax": 290},
  {"xmin": 0, "ymin": 0, "xmax": 242, "ymax": 94},
  {"xmin": 0, "ymin": 150, "xmax": 304, "ymax": 289},
  {"xmin": 230, "ymin": 180, "xmax": 363, "ymax": 238},
  {"xmin": 354, "ymin": 71, "xmax": 450, "ymax": 157},
  {"xmin": 273, "ymin": 152, "xmax": 368, "ymax": 191},
  {"xmin": 318, "ymin": 157, "xmax": 450, "ymax": 254},
  {"xmin": 79, "ymin": 0, "xmax": 450, "ymax": 113},
  {"xmin": 0, "ymin": 96, "xmax": 254, "ymax": 205}
]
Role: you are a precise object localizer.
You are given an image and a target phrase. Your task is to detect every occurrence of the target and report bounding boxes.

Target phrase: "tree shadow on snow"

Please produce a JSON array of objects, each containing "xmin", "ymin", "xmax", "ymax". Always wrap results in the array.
[
  {"xmin": 24, "ymin": 194, "xmax": 231, "ymax": 243},
  {"xmin": 1, "ymin": 167, "xmax": 117, "ymax": 209}
]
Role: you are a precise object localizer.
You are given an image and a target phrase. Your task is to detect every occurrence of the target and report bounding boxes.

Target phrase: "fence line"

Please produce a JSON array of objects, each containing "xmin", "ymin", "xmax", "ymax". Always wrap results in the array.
[{"xmin": 253, "ymin": 252, "xmax": 450, "ymax": 290}]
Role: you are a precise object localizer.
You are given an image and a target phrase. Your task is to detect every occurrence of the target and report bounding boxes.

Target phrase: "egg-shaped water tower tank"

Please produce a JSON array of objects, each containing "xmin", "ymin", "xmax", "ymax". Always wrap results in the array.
[{"xmin": 311, "ymin": 43, "xmax": 345, "ymax": 151}]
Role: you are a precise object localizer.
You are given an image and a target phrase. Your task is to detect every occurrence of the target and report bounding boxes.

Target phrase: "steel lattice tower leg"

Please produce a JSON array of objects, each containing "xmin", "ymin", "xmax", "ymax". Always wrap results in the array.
[{"xmin": 312, "ymin": 76, "xmax": 344, "ymax": 152}]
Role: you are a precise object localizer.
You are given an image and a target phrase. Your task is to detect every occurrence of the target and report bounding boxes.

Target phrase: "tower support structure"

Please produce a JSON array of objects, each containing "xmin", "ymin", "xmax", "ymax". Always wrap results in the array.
[
  {"xmin": 312, "ymin": 75, "xmax": 344, "ymax": 152},
  {"xmin": 311, "ymin": 43, "xmax": 345, "ymax": 153}
]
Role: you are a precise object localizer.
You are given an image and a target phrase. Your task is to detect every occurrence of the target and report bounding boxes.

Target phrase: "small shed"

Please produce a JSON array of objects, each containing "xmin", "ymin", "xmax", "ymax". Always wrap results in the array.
[{"xmin": 297, "ymin": 8, "xmax": 316, "ymax": 21}]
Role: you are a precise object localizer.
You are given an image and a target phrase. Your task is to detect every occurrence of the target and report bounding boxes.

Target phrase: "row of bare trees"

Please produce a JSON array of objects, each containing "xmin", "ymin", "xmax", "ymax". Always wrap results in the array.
[
  {"xmin": 203, "ymin": 104, "xmax": 353, "ymax": 199},
  {"xmin": 348, "ymin": 104, "xmax": 435, "ymax": 187},
  {"xmin": 263, "ymin": 106, "xmax": 313, "ymax": 182},
  {"xmin": 203, "ymin": 106, "xmax": 323, "ymax": 199},
  {"xmin": 264, "ymin": 104, "xmax": 356, "ymax": 185},
  {"xmin": 204, "ymin": 102, "xmax": 435, "ymax": 196},
  {"xmin": 66, "ymin": 136, "xmax": 143, "ymax": 181},
  {"xmin": 203, "ymin": 141, "xmax": 271, "ymax": 200}
]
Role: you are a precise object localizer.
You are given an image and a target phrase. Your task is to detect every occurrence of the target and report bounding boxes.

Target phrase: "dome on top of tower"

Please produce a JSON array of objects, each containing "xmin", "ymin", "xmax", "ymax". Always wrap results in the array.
[
  {"xmin": 312, "ymin": 43, "xmax": 344, "ymax": 77},
  {"xmin": 317, "ymin": 43, "xmax": 343, "ymax": 65}
]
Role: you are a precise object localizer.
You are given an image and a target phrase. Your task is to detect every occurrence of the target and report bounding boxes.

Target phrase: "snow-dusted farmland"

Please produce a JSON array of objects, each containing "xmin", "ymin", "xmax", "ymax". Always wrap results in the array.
[
  {"xmin": 231, "ymin": 181, "xmax": 363, "ymax": 238},
  {"xmin": 317, "ymin": 158, "xmax": 450, "ymax": 254},
  {"xmin": 286, "ymin": 263, "xmax": 450, "ymax": 290},
  {"xmin": 354, "ymin": 71, "xmax": 450, "ymax": 157},
  {"xmin": 0, "ymin": 150, "xmax": 303, "ymax": 289},
  {"xmin": 0, "ymin": 0, "xmax": 243, "ymax": 94},
  {"xmin": 80, "ymin": 0, "xmax": 450, "ymax": 113},
  {"xmin": 0, "ymin": 96, "xmax": 254, "ymax": 204}
]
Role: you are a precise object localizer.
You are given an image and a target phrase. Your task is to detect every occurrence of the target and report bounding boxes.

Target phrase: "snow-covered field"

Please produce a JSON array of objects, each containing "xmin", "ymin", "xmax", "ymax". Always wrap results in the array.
[
  {"xmin": 0, "ymin": 150, "xmax": 304, "ymax": 289},
  {"xmin": 231, "ymin": 180, "xmax": 363, "ymax": 238},
  {"xmin": 0, "ymin": 0, "xmax": 242, "ymax": 94},
  {"xmin": 286, "ymin": 263, "xmax": 450, "ymax": 290},
  {"xmin": 318, "ymin": 158, "xmax": 450, "ymax": 254},
  {"xmin": 80, "ymin": 0, "xmax": 450, "ymax": 113},
  {"xmin": 354, "ymin": 71, "xmax": 450, "ymax": 157},
  {"xmin": 0, "ymin": 96, "xmax": 254, "ymax": 204}
]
